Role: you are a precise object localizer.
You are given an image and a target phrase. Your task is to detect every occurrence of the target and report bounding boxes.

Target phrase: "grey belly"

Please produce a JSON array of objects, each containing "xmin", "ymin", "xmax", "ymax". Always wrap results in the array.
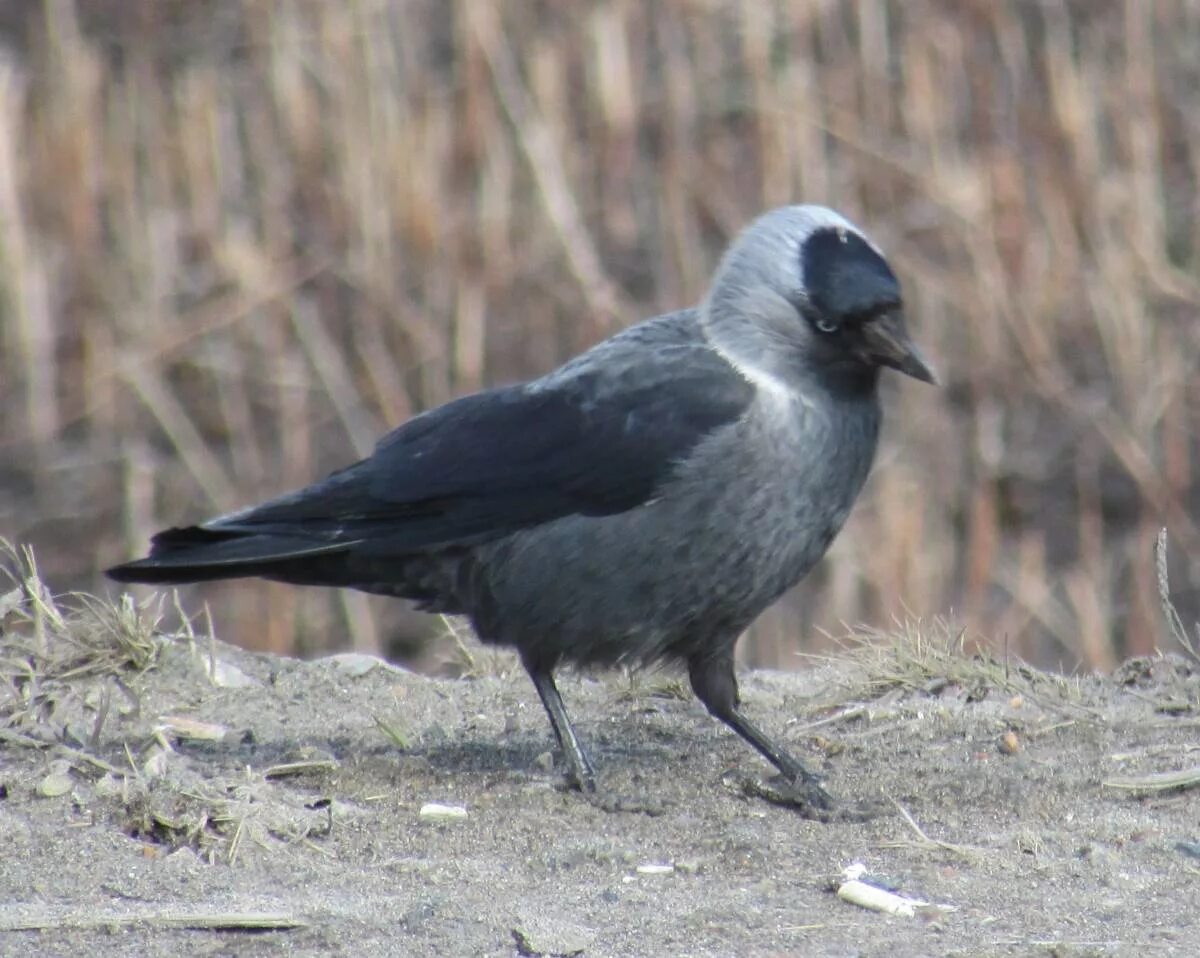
[{"xmin": 468, "ymin": 481, "xmax": 843, "ymax": 669}]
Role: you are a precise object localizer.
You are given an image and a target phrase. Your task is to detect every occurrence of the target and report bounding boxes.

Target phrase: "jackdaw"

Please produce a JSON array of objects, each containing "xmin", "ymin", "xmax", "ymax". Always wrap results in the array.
[{"xmin": 108, "ymin": 204, "xmax": 935, "ymax": 809}]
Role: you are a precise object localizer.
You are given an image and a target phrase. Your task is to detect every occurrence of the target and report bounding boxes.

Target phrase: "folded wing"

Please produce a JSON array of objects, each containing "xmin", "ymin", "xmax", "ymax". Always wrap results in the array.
[{"xmin": 107, "ymin": 342, "xmax": 752, "ymax": 584}]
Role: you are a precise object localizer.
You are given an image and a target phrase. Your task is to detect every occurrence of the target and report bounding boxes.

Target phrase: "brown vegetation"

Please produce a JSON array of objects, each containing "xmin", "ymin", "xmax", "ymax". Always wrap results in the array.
[{"xmin": 1, "ymin": 1, "xmax": 1197, "ymax": 670}]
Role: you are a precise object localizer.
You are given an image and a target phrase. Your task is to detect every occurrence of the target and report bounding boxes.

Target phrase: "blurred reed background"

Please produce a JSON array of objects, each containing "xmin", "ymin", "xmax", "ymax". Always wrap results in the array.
[{"xmin": 1, "ymin": 0, "xmax": 1198, "ymax": 672}]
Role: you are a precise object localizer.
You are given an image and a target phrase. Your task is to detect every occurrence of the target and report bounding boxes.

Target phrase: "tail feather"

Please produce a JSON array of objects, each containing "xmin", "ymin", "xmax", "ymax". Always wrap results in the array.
[{"xmin": 105, "ymin": 525, "xmax": 354, "ymax": 585}]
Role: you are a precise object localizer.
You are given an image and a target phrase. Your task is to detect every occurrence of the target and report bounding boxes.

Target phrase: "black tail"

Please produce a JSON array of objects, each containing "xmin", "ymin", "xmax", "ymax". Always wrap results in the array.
[{"xmin": 105, "ymin": 526, "xmax": 351, "ymax": 585}]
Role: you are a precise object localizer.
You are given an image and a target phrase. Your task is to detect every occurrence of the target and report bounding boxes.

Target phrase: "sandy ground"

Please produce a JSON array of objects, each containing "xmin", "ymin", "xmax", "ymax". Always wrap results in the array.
[{"xmin": 1, "ymin": 628, "xmax": 1198, "ymax": 957}]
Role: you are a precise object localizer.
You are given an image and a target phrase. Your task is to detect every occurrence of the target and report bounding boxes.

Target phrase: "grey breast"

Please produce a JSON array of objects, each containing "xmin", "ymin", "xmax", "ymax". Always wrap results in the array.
[{"xmin": 470, "ymin": 345, "xmax": 881, "ymax": 671}]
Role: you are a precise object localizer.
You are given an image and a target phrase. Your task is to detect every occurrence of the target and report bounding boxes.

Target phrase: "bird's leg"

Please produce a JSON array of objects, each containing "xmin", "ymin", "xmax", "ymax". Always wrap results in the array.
[
  {"xmin": 688, "ymin": 650, "xmax": 832, "ymax": 810},
  {"xmin": 523, "ymin": 658, "xmax": 597, "ymax": 792}
]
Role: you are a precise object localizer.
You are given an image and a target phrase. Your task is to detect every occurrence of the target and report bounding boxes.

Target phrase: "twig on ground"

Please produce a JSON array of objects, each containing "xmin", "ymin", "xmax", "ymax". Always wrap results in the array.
[{"xmin": 884, "ymin": 799, "xmax": 981, "ymax": 859}]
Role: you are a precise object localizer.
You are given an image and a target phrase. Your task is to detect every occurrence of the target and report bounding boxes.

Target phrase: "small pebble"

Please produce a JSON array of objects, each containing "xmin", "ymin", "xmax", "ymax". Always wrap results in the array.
[
  {"xmin": 419, "ymin": 802, "xmax": 468, "ymax": 822},
  {"xmin": 512, "ymin": 915, "xmax": 591, "ymax": 957},
  {"xmin": 999, "ymin": 730, "xmax": 1021, "ymax": 755},
  {"xmin": 327, "ymin": 653, "xmax": 405, "ymax": 677},
  {"xmin": 142, "ymin": 745, "xmax": 173, "ymax": 779},
  {"xmin": 156, "ymin": 715, "xmax": 229, "ymax": 742},
  {"xmin": 206, "ymin": 658, "xmax": 259, "ymax": 688},
  {"xmin": 162, "ymin": 847, "xmax": 203, "ymax": 869},
  {"xmin": 37, "ymin": 771, "xmax": 74, "ymax": 798}
]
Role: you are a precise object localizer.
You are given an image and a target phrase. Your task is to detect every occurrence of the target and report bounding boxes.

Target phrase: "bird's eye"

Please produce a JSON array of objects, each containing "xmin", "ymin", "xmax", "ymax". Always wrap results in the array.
[{"xmin": 815, "ymin": 318, "xmax": 838, "ymax": 334}]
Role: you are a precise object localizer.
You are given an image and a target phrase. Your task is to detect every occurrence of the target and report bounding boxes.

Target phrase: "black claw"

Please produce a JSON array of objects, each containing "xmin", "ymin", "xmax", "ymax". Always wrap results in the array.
[
  {"xmin": 573, "ymin": 769, "xmax": 597, "ymax": 794},
  {"xmin": 741, "ymin": 772, "xmax": 835, "ymax": 819}
]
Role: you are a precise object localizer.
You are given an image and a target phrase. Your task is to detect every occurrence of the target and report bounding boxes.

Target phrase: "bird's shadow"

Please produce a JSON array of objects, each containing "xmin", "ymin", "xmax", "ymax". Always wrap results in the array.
[{"xmin": 159, "ymin": 718, "xmax": 851, "ymax": 819}]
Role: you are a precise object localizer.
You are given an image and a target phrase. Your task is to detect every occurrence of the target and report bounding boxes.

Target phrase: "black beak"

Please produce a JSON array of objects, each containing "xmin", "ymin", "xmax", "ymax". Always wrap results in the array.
[{"xmin": 857, "ymin": 311, "xmax": 938, "ymax": 385}]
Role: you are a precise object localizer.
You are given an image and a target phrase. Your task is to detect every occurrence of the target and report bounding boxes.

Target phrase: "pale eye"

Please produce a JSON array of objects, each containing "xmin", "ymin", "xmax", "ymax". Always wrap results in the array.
[{"xmin": 815, "ymin": 318, "xmax": 838, "ymax": 334}]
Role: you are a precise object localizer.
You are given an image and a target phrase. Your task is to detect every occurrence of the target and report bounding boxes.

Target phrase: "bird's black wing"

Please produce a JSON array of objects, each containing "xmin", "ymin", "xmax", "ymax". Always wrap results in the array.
[
  {"xmin": 108, "ymin": 340, "xmax": 753, "ymax": 580},
  {"xmin": 228, "ymin": 353, "xmax": 752, "ymax": 550}
]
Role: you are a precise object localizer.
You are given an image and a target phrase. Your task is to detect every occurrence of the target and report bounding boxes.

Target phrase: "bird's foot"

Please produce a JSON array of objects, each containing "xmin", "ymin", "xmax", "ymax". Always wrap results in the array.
[
  {"xmin": 740, "ymin": 772, "xmax": 882, "ymax": 822},
  {"xmin": 549, "ymin": 764, "xmax": 668, "ymax": 815},
  {"xmin": 572, "ymin": 769, "xmax": 597, "ymax": 794},
  {"xmin": 535, "ymin": 744, "xmax": 597, "ymax": 794},
  {"xmin": 741, "ymin": 770, "xmax": 834, "ymax": 820},
  {"xmin": 583, "ymin": 789, "xmax": 668, "ymax": 816}
]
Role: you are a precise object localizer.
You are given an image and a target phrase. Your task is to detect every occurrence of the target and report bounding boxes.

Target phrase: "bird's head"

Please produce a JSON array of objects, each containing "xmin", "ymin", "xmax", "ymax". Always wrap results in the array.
[{"xmin": 702, "ymin": 205, "xmax": 937, "ymax": 395}]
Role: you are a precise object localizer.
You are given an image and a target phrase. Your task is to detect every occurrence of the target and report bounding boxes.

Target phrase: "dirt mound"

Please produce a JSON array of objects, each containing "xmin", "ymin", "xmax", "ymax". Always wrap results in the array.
[{"xmin": 1, "ymin": 584, "xmax": 1197, "ymax": 955}]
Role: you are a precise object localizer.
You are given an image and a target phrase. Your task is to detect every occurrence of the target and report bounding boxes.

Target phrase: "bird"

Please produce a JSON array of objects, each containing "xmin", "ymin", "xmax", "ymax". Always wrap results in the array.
[{"xmin": 107, "ymin": 204, "xmax": 935, "ymax": 811}]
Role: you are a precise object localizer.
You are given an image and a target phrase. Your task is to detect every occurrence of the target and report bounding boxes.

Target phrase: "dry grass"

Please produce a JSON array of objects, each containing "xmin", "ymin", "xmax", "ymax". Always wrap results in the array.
[
  {"xmin": 0, "ymin": 539, "xmax": 164, "ymax": 725},
  {"xmin": 0, "ymin": 537, "xmax": 189, "ymax": 789},
  {"xmin": 809, "ymin": 616, "xmax": 1088, "ymax": 712},
  {"xmin": 0, "ymin": 540, "xmax": 330, "ymax": 864},
  {"xmin": 2, "ymin": 1, "xmax": 1199, "ymax": 670},
  {"xmin": 438, "ymin": 613, "xmax": 519, "ymax": 680},
  {"xmin": 116, "ymin": 769, "xmax": 334, "ymax": 866},
  {"xmin": 1157, "ymin": 528, "xmax": 1200, "ymax": 664}
]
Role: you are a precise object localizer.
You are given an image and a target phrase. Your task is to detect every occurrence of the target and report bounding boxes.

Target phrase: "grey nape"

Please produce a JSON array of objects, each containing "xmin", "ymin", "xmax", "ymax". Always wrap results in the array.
[{"xmin": 107, "ymin": 204, "xmax": 935, "ymax": 811}]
